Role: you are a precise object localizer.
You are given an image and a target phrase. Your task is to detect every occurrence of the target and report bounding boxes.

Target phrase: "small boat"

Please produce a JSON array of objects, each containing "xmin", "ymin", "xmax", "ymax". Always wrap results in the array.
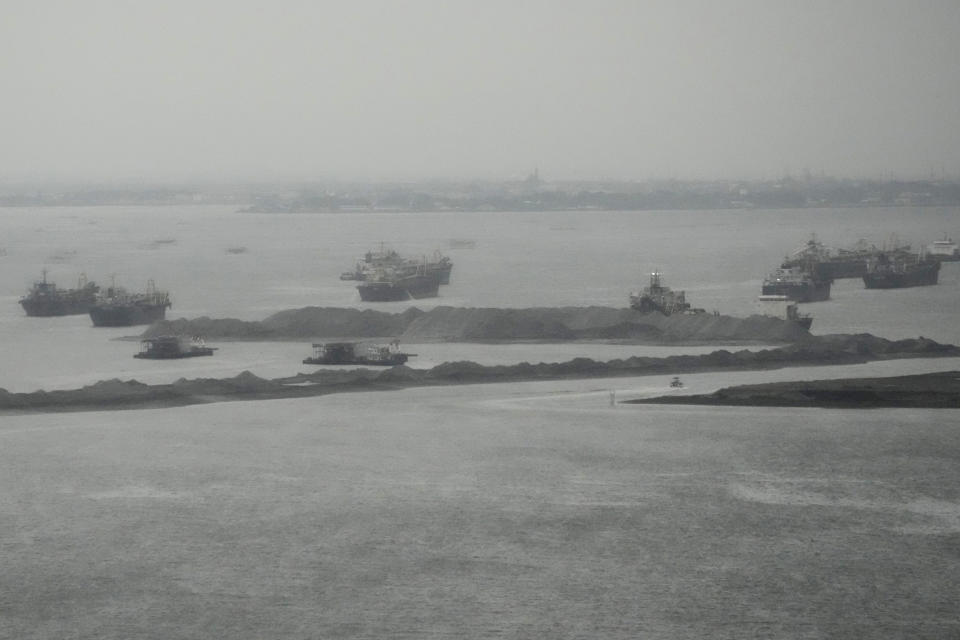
[
  {"xmin": 670, "ymin": 376, "xmax": 683, "ymax": 388},
  {"xmin": 134, "ymin": 336, "xmax": 216, "ymax": 359},
  {"xmin": 303, "ymin": 341, "xmax": 414, "ymax": 366}
]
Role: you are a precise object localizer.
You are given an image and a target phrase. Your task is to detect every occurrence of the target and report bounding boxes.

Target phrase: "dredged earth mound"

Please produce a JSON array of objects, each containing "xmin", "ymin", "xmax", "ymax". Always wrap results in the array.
[
  {"xmin": 627, "ymin": 371, "xmax": 960, "ymax": 408},
  {"xmin": 144, "ymin": 306, "xmax": 811, "ymax": 343},
  {"xmin": 2, "ymin": 335, "xmax": 956, "ymax": 414}
]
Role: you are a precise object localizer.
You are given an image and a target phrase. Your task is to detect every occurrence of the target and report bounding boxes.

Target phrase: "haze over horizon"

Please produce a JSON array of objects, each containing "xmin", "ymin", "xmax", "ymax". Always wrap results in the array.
[{"xmin": 2, "ymin": 0, "xmax": 959, "ymax": 183}]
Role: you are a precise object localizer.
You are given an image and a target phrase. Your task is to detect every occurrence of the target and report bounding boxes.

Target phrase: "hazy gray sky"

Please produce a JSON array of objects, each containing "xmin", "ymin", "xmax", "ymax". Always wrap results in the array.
[{"xmin": 2, "ymin": 0, "xmax": 959, "ymax": 182}]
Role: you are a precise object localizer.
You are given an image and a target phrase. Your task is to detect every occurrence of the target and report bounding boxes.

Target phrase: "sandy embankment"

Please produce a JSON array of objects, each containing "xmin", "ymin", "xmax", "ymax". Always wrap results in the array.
[
  {"xmin": 1, "ymin": 334, "xmax": 956, "ymax": 414},
  {"xmin": 142, "ymin": 305, "xmax": 812, "ymax": 344},
  {"xmin": 628, "ymin": 371, "xmax": 960, "ymax": 408}
]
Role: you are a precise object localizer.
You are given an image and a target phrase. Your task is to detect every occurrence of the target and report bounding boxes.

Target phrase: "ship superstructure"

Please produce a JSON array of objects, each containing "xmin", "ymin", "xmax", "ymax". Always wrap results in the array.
[
  {"xmin": 342, "ymin": 244, "xmax": 453, "ymax": 285},
  {"xmin": 927, "ymin": 236, "xmax": 959, "ymax": 261},
  {"xmin": 303, "ymin": 341, "xmax": 413, "ymax": 366},
  {"xmin": 134, "ymin": 336, "xmax": 216, "ymax": 359},
  {"xmin": 629, "ymin": 272, "xmax": 692, "ymax": 315}
]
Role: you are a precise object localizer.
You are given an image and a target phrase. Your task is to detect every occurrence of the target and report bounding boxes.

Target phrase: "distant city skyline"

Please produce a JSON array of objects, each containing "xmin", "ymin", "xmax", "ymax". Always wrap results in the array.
[{"xmin": 2, "ymin": 1, "xmax": 959, "ymax": 183}]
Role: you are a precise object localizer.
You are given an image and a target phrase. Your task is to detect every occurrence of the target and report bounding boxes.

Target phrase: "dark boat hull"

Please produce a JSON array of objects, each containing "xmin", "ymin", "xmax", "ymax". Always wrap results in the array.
[
  {"xmin": 760, "ymin": 281, "xmax": 831, "ymax": 303},
  {"xmin": 432, "ymin": 264, "xmax": 452, "ymax": 285},
  {"xmin": 20, "ymin": 298, "xmax": 96, "ymax": 317},
  {"xmin": 357, "ymin": 274, "xmax": 440, "ymax": 301},
  {"xmin": 302, "ymin": 353, "xmax": 409, "ymax": 366},
  {"xmin": 863, "ymin": 261, "xmax": 940, "ymax": 289},
  {"xmin": 90, "ymin": 304, "xmax": 168, "ymax": 327},
  {"xmin": 813, "ymin": 260, "xmax": 867, "ymax": 280},
  {"xmin": 134, "ymin": 349, "xmax": 214, "ymax": 359}
]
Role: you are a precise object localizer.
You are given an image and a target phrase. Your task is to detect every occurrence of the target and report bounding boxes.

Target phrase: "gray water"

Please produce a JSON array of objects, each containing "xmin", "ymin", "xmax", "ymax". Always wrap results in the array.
[
  {"xmin": 2, "ymin": 365, "xmax": 960, "ymax": 639},
  {"xmin": 2, "ymin": 205, "xmax": 960, "ymax": 638}
]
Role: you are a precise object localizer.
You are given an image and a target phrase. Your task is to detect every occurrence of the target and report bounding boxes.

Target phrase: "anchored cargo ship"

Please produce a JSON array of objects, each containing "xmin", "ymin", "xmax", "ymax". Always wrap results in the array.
[
  {"xmin": 761, "ymin": 267, "xmax": 832, "ymax": 302},
  {"xmin": 862, "ymin": 253, "xmax": 940, "ymax": 289},
  {"xmin": 629, "ymin": 272, "xmax": 693, "ymax": 315},
  {"xmin": 303, "ymin": 341, "xmax": 413, "ymax": 366},
  {"xmin": 19, "ymin": 271, "xmax": 99, "ymax": 316},
  {"xmin": 89, "ymin": 280, "xmax": 171, "ymax": 326},
  {"xmin": 134, "ymin": 336, "xmax": 216, "ymax": 359}
]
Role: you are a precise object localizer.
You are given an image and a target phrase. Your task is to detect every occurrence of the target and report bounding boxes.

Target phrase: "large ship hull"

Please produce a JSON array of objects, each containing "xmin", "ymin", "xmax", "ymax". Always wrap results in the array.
[
  {"xmin": 20, "ymin": 298, "xmax": 96, "ymax": 317},
  {"xmin": 357, "ymin": 273, "xmax": 440, "ymax": 302},
  {"xmin": 90, "ymin": 304, "xmax": 169, "ymax": 327},
  {"xmin": 134, "ymin": 349, "xmax": 213, "ymax": 359},
  {"xmin": 760, "ymin": 280, "xmax": 831, "ymax": 302},
  {"xmin": 863, "ymin": 261, "xmax": 940, "ymax": 289},
  {"xmin": 303, "ymin": 353, "xmax": 409, "ymax": 366},
  {"xmin": 432, "ymin": 264, "xmax": 452, "ymax": 285},
  {"xmin": 812, "ymin": 259, "xmax": 867, "ymax": 280}
]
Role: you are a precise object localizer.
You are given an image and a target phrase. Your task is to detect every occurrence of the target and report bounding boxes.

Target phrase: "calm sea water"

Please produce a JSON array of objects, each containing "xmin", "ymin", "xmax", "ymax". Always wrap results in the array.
[{"xmin": 1, "ymin": 205, "xmax": 959, "ymax": 638}]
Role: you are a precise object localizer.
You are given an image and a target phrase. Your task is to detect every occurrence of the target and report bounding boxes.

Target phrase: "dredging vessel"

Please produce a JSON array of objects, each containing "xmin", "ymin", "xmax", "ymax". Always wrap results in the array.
[
  {"xmin": 629, "ymin": 272, "xmax": 693, "ymax": 314},
  {"xmin": 89, "ymin": 280, "xmax": 172, "ymax": 326},
  {"xmin": 19, "ymin": 271, "xmax": 100, "ymax": 316},
  {"xmin": 862, "ymin": 253, "xmax": 941, "ymax": 289},
  {"xmin": 134, "ymin": 336, "xmax": 216, "ymax": 359},
  {"xmin": 302, "ymin": 341, "xmax": 413, "ymax": 366}
]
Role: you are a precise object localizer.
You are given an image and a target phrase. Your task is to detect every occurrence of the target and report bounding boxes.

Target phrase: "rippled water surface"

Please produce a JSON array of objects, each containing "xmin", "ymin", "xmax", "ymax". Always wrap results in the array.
[{"xmin": 2, "ymin": 371, "xmax": 960, "ymax": 639}]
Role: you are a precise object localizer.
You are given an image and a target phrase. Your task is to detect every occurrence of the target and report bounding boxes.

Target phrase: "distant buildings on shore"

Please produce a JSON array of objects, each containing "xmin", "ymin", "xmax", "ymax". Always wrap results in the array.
[{"xmin": 3, "ymin": 175, "xmax": 960, "ymax": 211}]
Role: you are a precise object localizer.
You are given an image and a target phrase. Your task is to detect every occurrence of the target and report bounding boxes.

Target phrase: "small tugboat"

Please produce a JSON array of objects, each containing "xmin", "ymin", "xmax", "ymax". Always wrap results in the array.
[
  {"xmin": 19, "ymin": 270, "xmax": 100, "ymax": 317},
  {"xmin": 89, "ymin": 279, "xmax": 171, "ymax": 326},
  {"xmin": 862, "ymin": 252, "xmax": 940, "ymax": 289},
  {"xmin": 670, "ymin": 376, "xmax": 684, "ymax": 388},
  {"xmin": 134, "ymin": 336, "xmax": 216, "ymax": 359},
  {"xmin": 629, "ymin": 272, "xmax": 694, "ymax": 314},
  {"xmin": 302, "ymin": 341, "xmax": 414, "ymax": 366}
]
